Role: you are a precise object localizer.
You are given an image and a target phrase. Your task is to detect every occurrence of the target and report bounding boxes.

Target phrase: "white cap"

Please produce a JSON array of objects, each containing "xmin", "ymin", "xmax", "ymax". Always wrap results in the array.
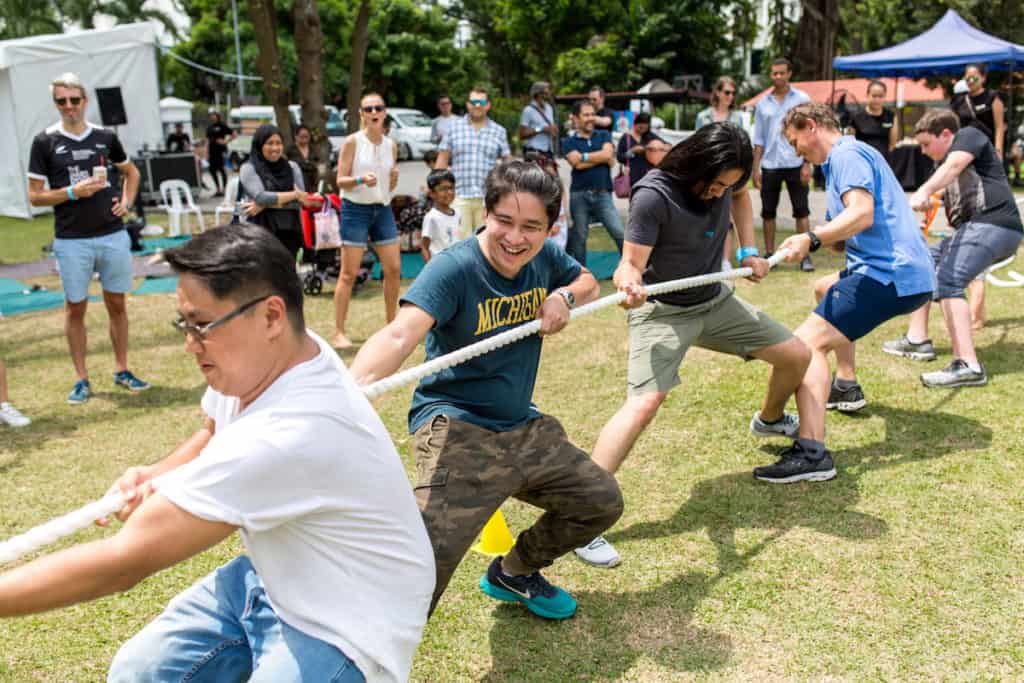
[{"xmin": 953, "ymin": 79, "xmax": 969, "ymax": 95}]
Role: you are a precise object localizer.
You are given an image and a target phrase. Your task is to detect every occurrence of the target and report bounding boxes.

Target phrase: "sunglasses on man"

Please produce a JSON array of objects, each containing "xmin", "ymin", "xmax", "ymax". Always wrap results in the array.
[
  {"xmin": 361, "ymin": 104, "xmax": 386, "ymax": 113},
  {"xmin": 468, "ymin": 98, "xmax": 488, "ymax": 106},
  {"xmin": 55, "ymin": 97, "xmax": 83, "ymax": 106}
]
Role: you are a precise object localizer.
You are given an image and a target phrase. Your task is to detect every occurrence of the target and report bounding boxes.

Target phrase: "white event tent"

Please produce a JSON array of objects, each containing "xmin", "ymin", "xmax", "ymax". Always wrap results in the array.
[{"xmin": 0, "ymin": 23, "xmax": 162, "ymax": 218}]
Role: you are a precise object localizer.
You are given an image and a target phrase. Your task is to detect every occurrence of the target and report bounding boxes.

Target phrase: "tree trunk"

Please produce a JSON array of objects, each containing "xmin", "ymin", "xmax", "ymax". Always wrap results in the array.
[
  {"xmin": 793, "ymin": 0, "xmax": 840, "ymax": 80},
  {"xmin": 293, "ymin": 0, "xmax": 330, "ymax": 190},
  {"xmin": 346, "ymin": 0, "xmax": 372, "ymax": 134},
  {"xmin": 247, "ymin": 0, "xmax": 294, "ymax": 143}
]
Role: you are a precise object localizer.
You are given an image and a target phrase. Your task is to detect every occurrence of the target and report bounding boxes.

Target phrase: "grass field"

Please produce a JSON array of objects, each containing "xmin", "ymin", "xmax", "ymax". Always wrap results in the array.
[{"xmin": 1, "ymin": 232, "xmax": 1023, "ymax": 681}]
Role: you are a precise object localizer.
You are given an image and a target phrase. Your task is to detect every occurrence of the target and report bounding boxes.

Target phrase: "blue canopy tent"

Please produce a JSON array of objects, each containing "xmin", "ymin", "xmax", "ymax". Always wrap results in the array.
[
  {"xmin": 832, "ymin": 10, "xmax": 1024, "ymax": 138},
  {"xmin": 833, "ymin": 10, "xmax": 1024, "ymax": 76}
]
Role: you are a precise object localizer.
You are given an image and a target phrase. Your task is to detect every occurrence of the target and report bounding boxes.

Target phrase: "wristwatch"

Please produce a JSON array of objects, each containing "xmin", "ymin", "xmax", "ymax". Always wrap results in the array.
[
  {"xmin": 807, "ymin": 231, "xmax": 822, "ymax": 253},
  {"xmin": 555, "ymin": 288, "xmax": 575, "ymax": 309}
]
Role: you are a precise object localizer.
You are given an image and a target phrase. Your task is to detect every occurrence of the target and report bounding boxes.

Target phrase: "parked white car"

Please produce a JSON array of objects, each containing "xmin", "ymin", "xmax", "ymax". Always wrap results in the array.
[{"xmin": 226, "ymin": 104, "xmax": 345, "ymax": 166}]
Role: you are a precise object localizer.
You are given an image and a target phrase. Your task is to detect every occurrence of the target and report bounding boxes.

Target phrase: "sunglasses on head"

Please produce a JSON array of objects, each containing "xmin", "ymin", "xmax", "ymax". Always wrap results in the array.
[
  {"xmin": 55, "ymin": 96, "xmax": 83, "ymax": 106},
  {"xmin": 361, "ymin": 104, "xmax": 386, "ymax": 113},
  {"xmin": 468, "ymin": 98, "xmax": 488, "ymax": 106}
]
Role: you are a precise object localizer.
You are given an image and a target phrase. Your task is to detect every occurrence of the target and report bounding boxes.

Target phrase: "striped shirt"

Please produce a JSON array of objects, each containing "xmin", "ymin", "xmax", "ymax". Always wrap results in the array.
[{"xmin": 439, "ymin": 116, "xmax": 510, "ymax": 199}]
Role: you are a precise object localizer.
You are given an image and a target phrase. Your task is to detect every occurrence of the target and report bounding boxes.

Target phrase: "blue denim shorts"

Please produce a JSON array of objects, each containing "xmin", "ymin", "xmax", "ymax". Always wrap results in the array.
[
  {"xmin": 815, "ymin": 270, "xmax": 931, "ymax": 342},
  {"xmin": 53, "ymin": 229, "xmax": 133, "ymax": 303},
  {"xmin": 340, "ymin": 199, "xmax": 398, "ymax": 248},
  {"xmin": 107, "ymin": 556, "xmax": 364, "ymax": 683}
]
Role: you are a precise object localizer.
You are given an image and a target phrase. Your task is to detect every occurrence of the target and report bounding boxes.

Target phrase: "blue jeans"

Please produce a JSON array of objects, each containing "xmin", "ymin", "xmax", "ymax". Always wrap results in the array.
[
  {"xmin": 567, "ymin": 190, "xmax": 624, "ymax": 266},
  {"xmin": 108, "ymin": 556, "xmax": 364, "ymax": 683},
  {"xmin": 340, "ymin": 199, "xmax": 398, "ymax": 248}
]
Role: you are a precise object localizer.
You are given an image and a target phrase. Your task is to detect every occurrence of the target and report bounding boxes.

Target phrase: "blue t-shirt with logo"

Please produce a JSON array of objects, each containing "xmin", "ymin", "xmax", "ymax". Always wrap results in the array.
[
  {"xmin": 823, "ymin": 136, "xmax": 935, "ymax": 297},
  {"xmin": 402, "ymin": 237, "xmax": 582, "ymax": 433}
]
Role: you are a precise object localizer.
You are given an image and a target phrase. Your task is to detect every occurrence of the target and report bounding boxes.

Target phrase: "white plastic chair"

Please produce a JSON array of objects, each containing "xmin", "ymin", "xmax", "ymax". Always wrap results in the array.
[
  {"xmin": 214, "ymin": 176, "xmax": 241, "ymax": 224},
  {"xmin": 159, "ymin": 179, "xmax": 206, "ymax": 236}
]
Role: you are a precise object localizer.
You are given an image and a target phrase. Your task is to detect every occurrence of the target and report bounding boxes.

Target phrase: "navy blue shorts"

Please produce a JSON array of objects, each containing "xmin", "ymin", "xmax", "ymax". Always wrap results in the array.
[{"xmin": 814, "ymin": 270, "xmax": 931, "ymax": 342}]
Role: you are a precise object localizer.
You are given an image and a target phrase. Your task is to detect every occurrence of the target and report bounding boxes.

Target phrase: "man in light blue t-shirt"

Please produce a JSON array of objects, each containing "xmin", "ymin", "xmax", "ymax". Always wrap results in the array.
[{"xmin": 766, "ymin": 103, "xmax": 934, "ymax": 484}]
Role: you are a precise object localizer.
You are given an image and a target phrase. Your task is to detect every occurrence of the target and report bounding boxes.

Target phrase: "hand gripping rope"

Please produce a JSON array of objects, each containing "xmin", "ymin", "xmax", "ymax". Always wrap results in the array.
[{"xmin": 0, "ymin": 251, "xmax": 788, "ymax": 565}]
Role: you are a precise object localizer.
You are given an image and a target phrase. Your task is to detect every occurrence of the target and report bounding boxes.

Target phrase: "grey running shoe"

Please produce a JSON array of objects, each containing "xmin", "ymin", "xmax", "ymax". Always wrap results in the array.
[
  {"xmin": 749, "ymin": 411, "xmax": 800, "ymax": 438},
  {"xmin": 921, "ymin": 359, "xmax": 987, "ymax": 388},
  {"xmin": 754, "ymin": 442, "xmax": 836, "ymax": 483},
  {"xmin": 882, "ymin": 336, "xmax": 937, "ymax": 362},
  {"xmin": 800, "ymin": 255, "xmax": 815, "ymax": 272},
  {"xmin": 827, "ymin": 381, "xmax": 866, "ymax": 412}
]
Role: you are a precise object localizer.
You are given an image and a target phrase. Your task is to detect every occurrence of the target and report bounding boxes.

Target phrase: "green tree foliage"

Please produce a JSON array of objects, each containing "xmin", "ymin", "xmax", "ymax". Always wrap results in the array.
[
  {"xmin": 0, "ymin": 0, "xmax": 61, "ymax": 39},
  {"xmin": 102, "ymin": 0, "xmax": 183, "ymax": 39}
]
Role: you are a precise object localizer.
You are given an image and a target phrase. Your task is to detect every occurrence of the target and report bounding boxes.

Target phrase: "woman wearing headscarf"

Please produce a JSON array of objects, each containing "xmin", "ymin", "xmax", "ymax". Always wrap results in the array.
[{"xmin": 239, "ymin": 124, "xmax": 318, "ymax": 261}]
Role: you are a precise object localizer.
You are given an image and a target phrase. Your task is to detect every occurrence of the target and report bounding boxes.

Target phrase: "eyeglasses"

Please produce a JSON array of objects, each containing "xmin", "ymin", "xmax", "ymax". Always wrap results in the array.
[
  {"xmin": 468, "ymin": 98, "xmax": 488, "ymax": 106},
  {"xmin": 361, "ymin": 104, "xmax": 386, "ymax": 113},
  {"xmin": 172, "ymin": 295, "xmax": 270, "ymax": 347},
  {"xmin": 54, "ymin": 97, "xmax": 83, "ymax": 106},
  {"xmin": 430, "ymin": 184, "xmax": 455, "ymax": 192},
  {"xmin": 721, "ymin": 90, "xmax": 736, "ymax": 96}
]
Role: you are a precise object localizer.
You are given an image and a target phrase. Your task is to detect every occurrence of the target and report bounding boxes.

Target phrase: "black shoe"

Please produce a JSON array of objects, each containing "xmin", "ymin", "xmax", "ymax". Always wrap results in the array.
[
  {"xmin": 754, "ymin": 442, "xmax": 836, "ymax": 483},
  {"xmin": 800, "ymin": 255, "xmax": 815, "ymax": 272},
  {"xmin": 827, "ymin": 381, "xmax": 866, "ymax": 412}
]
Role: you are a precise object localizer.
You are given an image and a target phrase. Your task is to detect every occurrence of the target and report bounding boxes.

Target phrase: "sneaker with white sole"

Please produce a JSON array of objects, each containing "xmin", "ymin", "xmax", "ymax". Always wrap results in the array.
[
  {"xmin": 921, "ymin": 359, "xmax": 988, "ymax": 388},
  {"xmin": 749, "ymin": 411, "xmax": 800, "ymax": 438},
  {"xmin": 573, "ymin": 536, "xmax": 621, "ymax": 568},
  {"xmin": 882, "ymin": 336, "xmax": 937, "ymax": 361},
  {"xmin": 113, "ymin": 370, "xmax": 150, "ymax": 392},
  {"xmin": 0, "ymin": 402, "xmax": 30, "ymax": 428},
  {"xmin": 753, "ymin": 442, "xmax": 836, "ymax": 484},
  {"xmin": 67, "ymin": 379, "xmax": 91, "ymax": 405},
  {"xmin": 826, "ymin": 380, "xmax": 866, "ymax": 412}
]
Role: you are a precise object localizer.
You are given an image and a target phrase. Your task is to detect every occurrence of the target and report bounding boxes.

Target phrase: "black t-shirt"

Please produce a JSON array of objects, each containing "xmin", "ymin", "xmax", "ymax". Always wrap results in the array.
[
  {"xmin": 166, "ymin": 132, "xmax": 191, "ymax": 153},
  {"xmin": 944, "ymin": 126, "xmax": 1022, "ymax": 233},
  {"xmin": 951, "ymin": 90, "xmax": 1000, "ymax": 146},
  {"xmin": 850, "ymin": 108, "xmax": 894, "ymax": 161},
  {"xmin": 28, "ymin": 124, "xmax": 127, "ymax": 239},
  {"xmin": 626, "ymin": 169, "xmax": 733, "ymax": 307},
  {"xmin": 207, "ymin": 122, "xmax": 232, "ymax": 159},
  {"xmin": 594, "ymin": 107, "xmax": 616, "ymax": 132}
]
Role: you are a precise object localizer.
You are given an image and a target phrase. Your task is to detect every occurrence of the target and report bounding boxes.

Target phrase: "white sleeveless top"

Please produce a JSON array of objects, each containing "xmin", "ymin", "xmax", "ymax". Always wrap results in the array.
[{"xmin": 346, "ymin": 130, "xmax": 395, "ymax": 205}]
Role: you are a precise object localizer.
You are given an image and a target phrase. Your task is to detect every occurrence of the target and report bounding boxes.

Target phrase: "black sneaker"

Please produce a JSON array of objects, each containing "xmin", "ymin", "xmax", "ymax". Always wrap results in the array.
[
  {"xmin": 753, "ymin": 442, "xmax": 836, "ymax": 484},
  {"xmin": 920, "ymin": 359, "xmax": 988, "ymax": 388},
  {"xmin": 826, "ymin": 381, "xmax": 866, "ymax": 412}
]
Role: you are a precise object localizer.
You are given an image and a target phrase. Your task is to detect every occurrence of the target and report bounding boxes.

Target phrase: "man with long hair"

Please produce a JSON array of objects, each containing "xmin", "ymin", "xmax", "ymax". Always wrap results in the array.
[{"xmin": 575, "ymin": 123, "xmax": 815, "ymax": 567}]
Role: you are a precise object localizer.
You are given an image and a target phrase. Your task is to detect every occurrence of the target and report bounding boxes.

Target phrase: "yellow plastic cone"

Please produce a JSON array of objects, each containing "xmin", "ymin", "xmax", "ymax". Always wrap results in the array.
[{"xmin": 471, "ymin": 510, "xmax": 515, "ymax": 556}]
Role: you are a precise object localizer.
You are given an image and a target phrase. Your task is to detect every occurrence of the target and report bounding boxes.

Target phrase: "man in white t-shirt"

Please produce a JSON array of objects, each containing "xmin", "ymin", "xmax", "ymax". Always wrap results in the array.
[
  {"xmin": 420, "ymin": 168, "xmax": 461, "ymax": 262},
  {"xmin": 0, "ymin": 224, "xmax": 435, "ymax": 683}
]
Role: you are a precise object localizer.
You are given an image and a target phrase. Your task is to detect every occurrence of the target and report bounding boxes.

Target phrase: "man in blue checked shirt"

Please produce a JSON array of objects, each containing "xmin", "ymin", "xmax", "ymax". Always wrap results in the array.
[
  {"xmin": 436, "ymin": 85, "xmax": 511, "ymax": 240},
  {"xmin": 561, "ymin": 100, "xmax": 625, "ymax": 266}
]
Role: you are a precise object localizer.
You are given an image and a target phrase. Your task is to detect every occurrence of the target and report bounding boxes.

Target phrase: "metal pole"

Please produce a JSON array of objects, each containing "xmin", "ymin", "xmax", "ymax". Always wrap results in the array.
[{"xmin": 231, "ymin": 0, "xmax": 245, "ymax": 99}]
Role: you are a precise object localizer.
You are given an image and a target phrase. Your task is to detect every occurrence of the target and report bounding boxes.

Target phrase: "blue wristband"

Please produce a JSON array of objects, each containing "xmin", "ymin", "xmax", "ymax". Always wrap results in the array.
[
  {"xmin": 66, "ymin": 185, "xmax": 76, "ymax": 201},
  {"xmin": 736, "ymin": 246, "xmax": 760, "ymax": 262},
  {"xmin": 582, "ymin": 152, "xmax": 589, "ymax": 163},
  {"xmin": 354, "ymin": 176, "xmax": 362, "ymax": 186}
]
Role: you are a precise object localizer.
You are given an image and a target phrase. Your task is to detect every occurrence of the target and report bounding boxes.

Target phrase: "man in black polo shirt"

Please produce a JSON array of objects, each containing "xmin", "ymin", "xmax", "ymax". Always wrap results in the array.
[
  {"xmin": 562, "ymin": 100, "xmax": 625, "ymax": 266},
  {"xmin": 27, "ymin": 72, "xmax": 149, "ymax": 405},
  {"xmin": 588, "ymin": 86, "xmax": 617, "ymax": 133}
]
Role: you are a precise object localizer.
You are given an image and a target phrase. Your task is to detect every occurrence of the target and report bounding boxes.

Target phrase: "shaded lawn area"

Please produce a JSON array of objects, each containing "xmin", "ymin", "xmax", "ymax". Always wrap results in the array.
[{"xmin": 1, "ymin": 241, "xmax": 1023, "ymax": 681}]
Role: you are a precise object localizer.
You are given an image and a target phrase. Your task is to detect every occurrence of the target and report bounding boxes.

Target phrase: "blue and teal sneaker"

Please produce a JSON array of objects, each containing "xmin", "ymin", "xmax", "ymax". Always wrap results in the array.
[
  {"xmin": 113, "ymin": 370, "xmax": 150, "ymax": 392},
  {"xmin": 67, "ymin": 379, "xmax": 92, "ymax": 405},
  {"xmin": 479, "ymin": 556, "xmax": 577, "ymax": 620}
]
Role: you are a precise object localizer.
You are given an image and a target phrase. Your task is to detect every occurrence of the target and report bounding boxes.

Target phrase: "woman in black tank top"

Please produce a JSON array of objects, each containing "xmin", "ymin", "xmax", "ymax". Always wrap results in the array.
[
  {"xmin": 952, "ymin": 63, "xmax": 1006, "ymax": 158},
  {"xmin": 847, "ymin": 80, "xmax": 898, "ymax": 163}
]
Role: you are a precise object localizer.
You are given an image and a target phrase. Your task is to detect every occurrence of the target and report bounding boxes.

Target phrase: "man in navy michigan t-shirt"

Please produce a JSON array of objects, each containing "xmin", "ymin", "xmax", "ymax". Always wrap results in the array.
[{"xmin": 351, "ymin": 160, "xmax": 623, "ymax": 621}]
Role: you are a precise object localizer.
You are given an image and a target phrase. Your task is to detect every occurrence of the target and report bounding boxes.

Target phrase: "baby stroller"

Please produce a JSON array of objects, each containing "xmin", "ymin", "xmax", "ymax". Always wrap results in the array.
[{"xmin": 299, "ymin": 195, "xmax": 377, "ymax": 296}]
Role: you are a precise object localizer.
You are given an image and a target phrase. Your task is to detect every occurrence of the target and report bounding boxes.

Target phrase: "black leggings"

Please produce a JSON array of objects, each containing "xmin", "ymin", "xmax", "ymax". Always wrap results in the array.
[
  {"xmin": 273, "ymin": 229, "xmax": 305, "ymax": 263},
  {"xmin": 209, "ymin": 158, "xmax": 227, "ymax": 192}
]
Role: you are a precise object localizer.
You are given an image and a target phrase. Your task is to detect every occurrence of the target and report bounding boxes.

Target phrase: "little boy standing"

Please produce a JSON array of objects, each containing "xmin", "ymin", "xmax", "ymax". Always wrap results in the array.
[{"xmin": 420, "ymin": 169, "xmax": 461, "ymax": 262}]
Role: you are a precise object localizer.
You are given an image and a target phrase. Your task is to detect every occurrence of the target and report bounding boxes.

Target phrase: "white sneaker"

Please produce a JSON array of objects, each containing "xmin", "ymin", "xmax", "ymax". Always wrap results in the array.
[
  {"xmin": 0, "ymin": 402, "xmax": 30, "ymax": 428},
  {"xmin": 574, "ymin": 536, "xmax": 621, "ymax": 568}
]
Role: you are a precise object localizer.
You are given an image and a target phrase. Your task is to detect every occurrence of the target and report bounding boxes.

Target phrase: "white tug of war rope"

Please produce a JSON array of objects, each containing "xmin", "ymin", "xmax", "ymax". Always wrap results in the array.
[{"xmin": 0, "ymin": 251, "xmax": 789, "ymax": 565}]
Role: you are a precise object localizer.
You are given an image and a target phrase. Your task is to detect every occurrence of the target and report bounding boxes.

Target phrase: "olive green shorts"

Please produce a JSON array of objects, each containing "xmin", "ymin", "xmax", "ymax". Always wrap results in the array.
[{"xmin": 627, "ymin": 287, "xmax": 793, "ymax": 396}]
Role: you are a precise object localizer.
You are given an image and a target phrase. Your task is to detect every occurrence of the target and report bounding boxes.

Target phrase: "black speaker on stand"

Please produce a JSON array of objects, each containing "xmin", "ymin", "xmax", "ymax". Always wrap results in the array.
[{"xmin": 95, "ymin": 87, "xmax": 128, "ymax": 127}]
